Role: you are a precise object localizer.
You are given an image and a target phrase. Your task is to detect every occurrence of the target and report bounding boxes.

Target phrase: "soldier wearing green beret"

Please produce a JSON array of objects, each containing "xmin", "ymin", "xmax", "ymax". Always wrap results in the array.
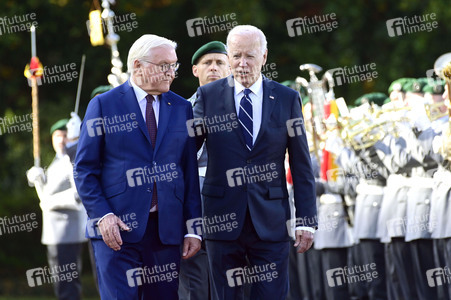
[
  {"xmin": 179, "ymin": 41, "xmax": 230, "ymax": 300},
  {"xmin": 27, "ymin": 119, "xmax": 87, "ymax": 300},
  {"xmin": 90, "ymin": 85, "xmax": 113, "ymax": 99},
  {"xmin": 388, "ymin": 78, "xmax": 416, "ymax": 103}
]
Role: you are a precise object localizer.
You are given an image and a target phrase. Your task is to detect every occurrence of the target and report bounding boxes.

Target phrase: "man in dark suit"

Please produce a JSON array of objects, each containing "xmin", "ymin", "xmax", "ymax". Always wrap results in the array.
[
  {"xmin": 192, "ymin": 25, "xmax": 317, "ymax": 300},
  {"xmin": 74, "ymin": 34, "xmax": 201, "ymax": 300}
]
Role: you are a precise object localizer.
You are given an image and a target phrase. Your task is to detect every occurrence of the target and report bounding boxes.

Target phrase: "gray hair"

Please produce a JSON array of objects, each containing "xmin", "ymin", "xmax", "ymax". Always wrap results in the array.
[
  {"xmin": 226, "ymin": 25, "xmax": 267, "ymax": 55},
  {"xmin": 127, "ymin": 34, "xmax": 177, "ymax": 73}
]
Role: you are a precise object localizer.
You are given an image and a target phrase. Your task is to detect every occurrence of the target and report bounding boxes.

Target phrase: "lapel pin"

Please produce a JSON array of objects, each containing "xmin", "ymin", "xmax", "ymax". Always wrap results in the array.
[
  {"xmin": 269, "ymin": 96, "xmax": 275, "ymax": 100},
  {"xmin": 168, "ymin": 102, "xmax": 171, "ymax": 105}
]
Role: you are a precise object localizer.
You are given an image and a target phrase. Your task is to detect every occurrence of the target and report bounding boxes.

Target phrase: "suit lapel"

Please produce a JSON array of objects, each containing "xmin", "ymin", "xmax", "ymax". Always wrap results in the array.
[
  {"xmin": 154, "ymin": 93, "xmax": 171, "ymax": 154},
  {"xmin": 120, "ymin": 83, "xmax": 153, "ymax": 145},
  {"xmin": 253, "ymin": 79, "xmax": 277, "ymax": 148},
  {"xmin": 222, "ymin": 77, "xmax": 247, "ymax": 148}
]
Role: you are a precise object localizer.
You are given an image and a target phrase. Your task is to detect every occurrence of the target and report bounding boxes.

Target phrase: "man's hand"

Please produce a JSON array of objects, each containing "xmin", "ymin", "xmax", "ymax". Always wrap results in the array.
[
  {"xmin": 26, "ymin": 166, "xmax": 45, "ymax": 186},
  {"xmin": 182, "ymin": 237, "xmax": 201, "ymax": 259},
  {"xmin": 98, "ymin": 214, "xmax": 131, "ymax": 251},
  {"xmin": 294, "ymin": 229, "xmax": 314, "ymax": 253}
]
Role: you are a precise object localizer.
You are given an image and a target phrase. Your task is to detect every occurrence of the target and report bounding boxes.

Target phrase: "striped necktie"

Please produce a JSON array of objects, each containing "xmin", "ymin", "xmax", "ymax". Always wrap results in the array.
[{"xmin": 239, "ymin": 88, "xmax": 253, "ymax": 151}]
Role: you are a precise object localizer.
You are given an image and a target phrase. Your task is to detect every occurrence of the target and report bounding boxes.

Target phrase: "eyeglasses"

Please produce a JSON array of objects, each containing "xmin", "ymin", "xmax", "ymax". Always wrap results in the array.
[{"xmin": 140, "ymin": 59, "xmax": 180, "ymax": 72}]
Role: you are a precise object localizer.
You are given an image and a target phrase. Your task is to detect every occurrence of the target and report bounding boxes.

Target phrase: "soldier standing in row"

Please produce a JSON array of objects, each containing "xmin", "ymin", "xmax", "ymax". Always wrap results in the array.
[{"xmin": 27, "ymin": 119, "xmax": 87, "ymax": 300}]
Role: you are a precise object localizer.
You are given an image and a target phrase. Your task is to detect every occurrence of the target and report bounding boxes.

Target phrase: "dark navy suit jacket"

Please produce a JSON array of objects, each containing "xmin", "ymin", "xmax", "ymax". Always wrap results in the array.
[
  {"xmin": 74, "ymin": 81, "xmax": 201, "ymax": 245},
  {"xmin": 193, "ymin": 76, "xmax": 317, "ymax": 242}
]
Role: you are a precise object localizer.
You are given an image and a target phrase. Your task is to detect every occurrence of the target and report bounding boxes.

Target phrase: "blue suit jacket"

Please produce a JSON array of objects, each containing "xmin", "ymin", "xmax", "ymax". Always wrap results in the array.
[
  {"xmin": 74, "ymin": 82, "xmax": 201, "ymax": 245},
  {"xmin": 193, "ymin": 76, "xmax": 317, "ymax": 241}
]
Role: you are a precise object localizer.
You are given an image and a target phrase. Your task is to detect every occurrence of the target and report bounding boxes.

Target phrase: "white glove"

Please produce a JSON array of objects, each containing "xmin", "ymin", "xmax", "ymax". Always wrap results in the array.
[
  {"xmin": 66, "ymin": 112, "xmax": 82, "ymax": 140},
  {"xmin": 26, "ymin": 166, "xmax": 45, "ymax": 186}
]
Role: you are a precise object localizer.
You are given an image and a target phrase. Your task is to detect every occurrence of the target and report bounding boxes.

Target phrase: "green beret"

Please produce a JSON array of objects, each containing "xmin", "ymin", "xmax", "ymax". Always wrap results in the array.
[
  {"xmin": 412, "ymin": 78, "xmax": 429, "ymax": 93},
  {"xmin": 355, "ymin": 92, "xmax": 388, "ymax": 107},
  {"xmin": 388, "ymin": 78, "xmax": 415, "ymax": 94},
  {"xmin": 50, "ymin": 119, "xmax": 69, "ymax": 135},
  {"xmin": 301, "ymin": 96, "xmax": 310, "ymax": 106},
  {"xmin": 91, "ymin": 85, "xmax": 113, "ymax": 99},
  {"xmin": 191, "ymin": 41, "xmax": 227, "ymax": 65},
  {"xmin": 422, "ymin": 79, "xmax": 445, "ymax": 94},
  {"xmin": 383, "ymin": 97, "xmax": 391, "ymax": 104}
]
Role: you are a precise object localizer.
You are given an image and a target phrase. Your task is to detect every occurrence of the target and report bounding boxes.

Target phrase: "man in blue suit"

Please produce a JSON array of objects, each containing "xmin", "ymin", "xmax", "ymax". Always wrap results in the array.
[
  {"xmin": 192, "ymin": 25, "xmax": 317, "ymax": 300},
  {"xmin": 74, "ymin": 34, "xmax": 202, "ymax": 300}
]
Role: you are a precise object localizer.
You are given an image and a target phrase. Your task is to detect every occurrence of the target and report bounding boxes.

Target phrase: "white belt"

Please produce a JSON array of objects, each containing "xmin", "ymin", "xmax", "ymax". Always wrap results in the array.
[
  {"xmin": 386, "ymin": 174, "xmax": 410, "ymax": 188},
  {"xmin": 320, "ymin": 193, "xmax": 343, "ymax": 204},
  {"xmin": 356, "ymin": 182, "xmax": 384, "ymax": 195},
  {"xmin": 408, "ymin": 176, "xmax": 434, "ymax": 189}
]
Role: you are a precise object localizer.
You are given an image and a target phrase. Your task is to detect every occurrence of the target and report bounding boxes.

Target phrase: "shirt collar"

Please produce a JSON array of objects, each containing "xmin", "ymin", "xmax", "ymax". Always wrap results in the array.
[
  {"xmin": 130, "ymin": 78, "xmax": 159, "ymax": 103},
  {"xmin": 234, "ymin": 74, "xmax": 263, "ymax": 97}
]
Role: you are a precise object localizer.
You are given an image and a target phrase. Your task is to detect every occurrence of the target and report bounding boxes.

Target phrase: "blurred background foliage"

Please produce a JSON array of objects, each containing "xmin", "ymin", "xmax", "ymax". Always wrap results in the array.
[{"xmin": 0, "ymin": 0, "xmax": 450, "ymax": 297}]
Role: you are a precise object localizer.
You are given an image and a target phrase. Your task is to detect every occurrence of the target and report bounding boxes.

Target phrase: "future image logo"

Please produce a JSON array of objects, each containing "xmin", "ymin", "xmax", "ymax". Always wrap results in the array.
[
  {"xmin": 286, "ymin": 13, "xmax": 338, "ymax": 37},
  {"xmin": 186, "ymin": 13, "xmax": 238, "ymax": 37},
  {"xmin": 226, "ymin": 163, "xmax": 278, "ymax": 187},
  {"xmin": 328, "ymin": 63, "xmax": 378, "ymax": 87},
  {"xmin": 386, "ymin": 14, "xmax": 438, "ymax": 37},
  {"xmin": 426, "ymin": 267, "xmax": 451, "ymax": 287},
  {"xmin": 326, "ymin": 263, "xmax": 378, "ymax": 287}
]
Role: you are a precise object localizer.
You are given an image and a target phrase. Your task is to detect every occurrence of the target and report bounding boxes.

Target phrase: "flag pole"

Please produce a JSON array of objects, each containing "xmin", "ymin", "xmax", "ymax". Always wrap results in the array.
[{"xmin": 24, "ymin": 25, "xmax": 43, "ymax": 168}]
